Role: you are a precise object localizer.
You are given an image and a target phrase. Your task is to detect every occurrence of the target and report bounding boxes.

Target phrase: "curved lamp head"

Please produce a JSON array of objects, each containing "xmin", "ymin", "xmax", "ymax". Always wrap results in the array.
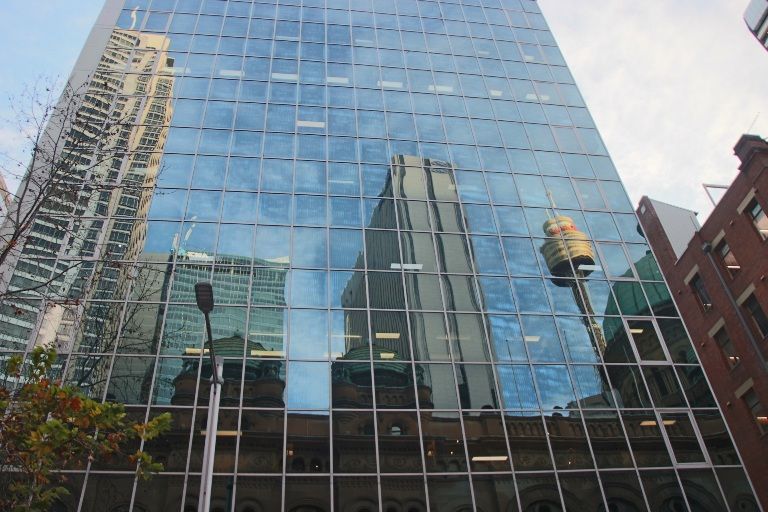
[{"xmin": 195, "ymin": 282, "xmax": 215, "ymax": 314}]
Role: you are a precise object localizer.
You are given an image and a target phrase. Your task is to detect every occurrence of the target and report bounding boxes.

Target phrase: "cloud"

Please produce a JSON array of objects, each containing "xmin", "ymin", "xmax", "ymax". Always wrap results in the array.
[{"xmin": 539, "ymin": 0, "xmax": 768, "ymax": 219}]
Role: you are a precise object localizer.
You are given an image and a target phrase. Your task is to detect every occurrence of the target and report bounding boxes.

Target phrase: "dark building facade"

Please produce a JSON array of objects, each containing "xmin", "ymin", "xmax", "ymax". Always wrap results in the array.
[
  {"xmin": 637, "ymin": 134, "xmax": 768, "ymax": 510},
  {"xmin": 0, "ymin": 1, "xmax": 761, "ymax": 511}
]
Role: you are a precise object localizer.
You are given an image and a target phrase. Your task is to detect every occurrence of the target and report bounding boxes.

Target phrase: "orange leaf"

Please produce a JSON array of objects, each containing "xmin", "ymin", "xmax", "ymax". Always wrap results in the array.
[{"xmin": 69, "ymin": 397, "xmax": 82, "ymax": 411}]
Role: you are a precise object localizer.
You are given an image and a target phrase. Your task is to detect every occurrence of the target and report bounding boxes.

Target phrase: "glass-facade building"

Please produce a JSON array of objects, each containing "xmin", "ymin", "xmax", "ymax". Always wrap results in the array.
[
  {"xmin": 0, "ymin": 0, "xmax": 761, "ymax": 510},
  {"xmin": 745, "ymin": 0, "xmax": 768, "ymax": 49}
]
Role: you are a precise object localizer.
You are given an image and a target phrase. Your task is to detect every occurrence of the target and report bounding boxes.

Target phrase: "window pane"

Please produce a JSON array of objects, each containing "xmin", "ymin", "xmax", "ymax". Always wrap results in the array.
[
  {"xmin": 628, "ymin": 320, "xmax": 666, "ymax": 361},
  {"xmin": 607, "ymin": 365, "xmax": 651, "ymax": 408},
  {"xmin": 370, "ymin": 310, "xmax": 409, "ymax": 360},
  {"xmin": 534, "ymin": 364, "xmax": 576, "ymax": 410},
  {"xmin": 428, "ymin": 475, "xmax": 473, "ymax": 511},
  {"xmin": 600, "ymin": 471, "xmax": 646, "ymax": 511},
  {"xmin": 643, "ymin": 366, "xmax": 686, "ymax": 407},
  {"xmin": 622, "ymin": 411, "xmax": 672, "ymax": 467},
  {"xmin": 744, "ymin": 295, "xmax": 768, "ymax": 337},
  {"xmin": 456, "ymin": 364, "xmax": 497, "ymax": 408},
  {"xmin": 422, "ymin": 412, "xmax": 466, "ymax": 472},
  {"xmin": 448, "ymin": 313, "xmax": 489, "ymax": 362},
  {"xmin": 584, "ymin": 411, "xmax": 633, "ymax": 468},
  {"xmin": 378, "ymin": 412, "xmax": 423, "ymax": 472},
  {"xmin": 747, "ymin": 198, "xmax": 768, "ymax": 239},
  {"xmin": 418, "ymin": 364, "xmax": 459, "ymax": 409},
  {"xmin": 517, "ymin": 474, "xmax": 560, "ymax": 508},
  {"xmin": 286, "ymin": 361, "xmax": 329, "ymax": 409},
  {"xmin": 238, "ymin": 411, "xmax": 284, "ymax": 472},
  {"xmin": 333, "ymin": 412, "xmax": 376, "ymax": 472},
  {"xmin": 545, "ymin": 412, "xmax": 593, "ymax": 469},
  {"xmin": 661, "ymin": 413, "xmax": 706, "ymax": 463},
  {"xmin": 521, "ymin": 315, "xmax": 565, "ymax": 362}
]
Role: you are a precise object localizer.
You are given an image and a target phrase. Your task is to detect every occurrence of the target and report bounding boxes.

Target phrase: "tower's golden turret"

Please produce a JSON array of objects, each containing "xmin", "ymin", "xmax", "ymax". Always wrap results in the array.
[
  {"xmin": 540, "ymin": 215, "xmax": 596, "ymax": 277},
  {"xmin": 539, "ymin": 214, "xmax": 606, "ymax": 354}
]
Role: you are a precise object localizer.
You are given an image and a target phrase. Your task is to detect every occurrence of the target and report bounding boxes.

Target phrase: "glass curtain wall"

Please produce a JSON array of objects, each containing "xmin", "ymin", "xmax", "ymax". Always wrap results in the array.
[{"xmin": 0, "ymin": 0, "xmax": 759, "ymax": 511}]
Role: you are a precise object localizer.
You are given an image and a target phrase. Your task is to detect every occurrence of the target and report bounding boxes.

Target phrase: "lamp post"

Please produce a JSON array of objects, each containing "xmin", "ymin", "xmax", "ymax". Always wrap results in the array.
[{"xmin": 195, "ymin": 282, "xmax": 223, "ymax": 512}]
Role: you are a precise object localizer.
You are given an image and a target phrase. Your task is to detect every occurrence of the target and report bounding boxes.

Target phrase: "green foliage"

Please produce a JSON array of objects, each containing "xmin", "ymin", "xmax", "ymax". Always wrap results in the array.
[{"xmin": 0, "ymin": 347, "xmax": 171, "ymax": 511}]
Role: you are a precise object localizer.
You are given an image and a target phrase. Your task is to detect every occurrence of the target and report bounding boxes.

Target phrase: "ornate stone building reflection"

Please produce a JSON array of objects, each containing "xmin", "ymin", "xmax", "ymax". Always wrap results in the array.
[{"xmin": 112, "ymin": 354, "xmax": 740, "ymax": 512}]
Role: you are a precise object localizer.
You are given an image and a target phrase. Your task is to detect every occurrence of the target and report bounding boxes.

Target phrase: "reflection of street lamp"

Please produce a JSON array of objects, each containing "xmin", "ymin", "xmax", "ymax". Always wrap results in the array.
[{"xmin": 195, "ymin": 282, "xmax": 223, "ymax": 512}]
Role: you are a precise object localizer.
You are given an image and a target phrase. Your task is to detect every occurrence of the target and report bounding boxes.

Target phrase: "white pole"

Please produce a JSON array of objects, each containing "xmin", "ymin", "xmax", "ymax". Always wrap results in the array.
[{"xmin": 199, "ymin": 356, "xmax": 223, "ymax": 512}]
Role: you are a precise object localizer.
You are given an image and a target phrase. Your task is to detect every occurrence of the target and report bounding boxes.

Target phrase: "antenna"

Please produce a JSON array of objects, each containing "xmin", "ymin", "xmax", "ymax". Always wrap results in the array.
[
  {"xmin": 746, "ymin": 112, "xmax": 760, "ymax": 134},
  {"xmin": 702, "ymin": 183, "xmax": 728, "ymax": 208},
  {"xmin": 545, "ymin": 189, "xmax": 559, "ymax": 218}
]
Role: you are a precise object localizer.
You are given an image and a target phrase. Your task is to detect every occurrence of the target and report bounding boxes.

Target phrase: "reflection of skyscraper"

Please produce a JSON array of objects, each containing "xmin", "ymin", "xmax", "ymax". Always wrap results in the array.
[
  {"xmin": 151, "ymin": 249, "xmax": 287, "ymax": 405},
  {"xmin": 0, "ymin": 27, "xmax": 175, "ymax": 358},
  {"xmin": 1, "ymin": 1, "xmax": 760, "ymax": 511},
  {"xmin": 343, "ymin": 154, "xmax": 458, "ymax": 360}
]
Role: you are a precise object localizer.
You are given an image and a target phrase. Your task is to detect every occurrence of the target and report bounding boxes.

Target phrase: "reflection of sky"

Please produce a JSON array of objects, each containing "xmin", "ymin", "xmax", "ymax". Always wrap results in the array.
[
  {"xmin": 288, "ymin": 310, "xmax": 329, "ymax": 359},
  {"xmin": 497, "ymin": 365, "xmax": 537, "ymax": 409},
  {"xmin": 286, "ymin": 361, "xmax": 329, "ymax": 409},
  {"xmin": 557, "ymin": 317, "xmax": 600, "ymax": 363},
  {"xmin": 144, "ymin": 222, "xmax": 180, "ymax": 254},
  {"xmin": 290, "ymin": 270, "xmax": 327, "ymax": 308},
  {"xmin": 488, "ymin": 315, "xmax": 526, "ymax": 362},
  {"xmin": 521, "ymin": 315, "xmax": 565, "ymax": 362},
  {"xmin": 571, "ymin": 365, "xmax": 608, "ymax": 404},
  {"xmin": 585, "ymin": 281, "xmax": 614, "ymax": 316},
  {"xmin": 534, "ymin": 365, "xmax": 576, "ymax": 410},
  {"xmin": 330, "ymin": 311, "xmax": 351, "ymax": 358}
]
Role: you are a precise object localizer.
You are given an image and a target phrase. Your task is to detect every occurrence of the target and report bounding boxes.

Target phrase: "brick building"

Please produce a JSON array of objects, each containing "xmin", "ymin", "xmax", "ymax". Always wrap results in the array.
[{"xmin": 637, "ymin": 134, "xmax": 768, "ymax": 509}]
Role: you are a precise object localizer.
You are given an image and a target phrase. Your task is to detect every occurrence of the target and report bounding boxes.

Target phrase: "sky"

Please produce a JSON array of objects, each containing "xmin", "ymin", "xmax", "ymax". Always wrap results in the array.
[
  {"xmin": 0, "ymin": 1, "xmax": 104, "ymax": 189},
  {"xmin": 1, "ymin": 0, "xmax": 767, "ymax": 221},
  {"xmin": 538, "ymin": 0, "xmax": 768, "ymax": 219}
]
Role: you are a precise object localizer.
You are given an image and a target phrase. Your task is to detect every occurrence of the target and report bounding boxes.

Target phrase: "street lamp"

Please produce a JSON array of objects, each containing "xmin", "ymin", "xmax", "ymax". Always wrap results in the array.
[
  {"xmin": 195, "ymin": 282, "xmax": 218, "ymax": 384},
  {"xmin": 195, "ymin": 282, "xmax": 223, "ymax": 512}
]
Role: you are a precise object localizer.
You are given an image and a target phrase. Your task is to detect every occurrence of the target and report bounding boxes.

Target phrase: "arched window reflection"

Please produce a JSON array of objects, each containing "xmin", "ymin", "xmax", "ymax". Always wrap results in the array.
[
  {"xmin": 600, "ymin": 499, "xmax": 641, "ymax": 512},
  {"xmin": 660, "ymin": 498, "xmax": 687, "ymax": 512},
  {"xmin": 524, "ymin": 501, "xmax": 562, "ymax": 512}
]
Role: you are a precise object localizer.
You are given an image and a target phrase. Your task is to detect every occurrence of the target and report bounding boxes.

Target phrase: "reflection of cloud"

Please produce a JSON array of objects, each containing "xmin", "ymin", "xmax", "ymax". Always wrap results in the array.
[
  {"xmin": 540, "ymin": 0, "xmax": 768, "ymax": 220},
  {"xmin": 534, "ymin": 364, "xmax": 575, "ymax": 410}
]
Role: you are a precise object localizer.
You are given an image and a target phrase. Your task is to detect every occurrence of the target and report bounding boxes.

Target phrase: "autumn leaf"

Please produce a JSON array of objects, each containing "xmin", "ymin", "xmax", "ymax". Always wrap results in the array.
[{"xmin": 0, "ymin": 347, "xmax": 171, "ymax": 510}]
